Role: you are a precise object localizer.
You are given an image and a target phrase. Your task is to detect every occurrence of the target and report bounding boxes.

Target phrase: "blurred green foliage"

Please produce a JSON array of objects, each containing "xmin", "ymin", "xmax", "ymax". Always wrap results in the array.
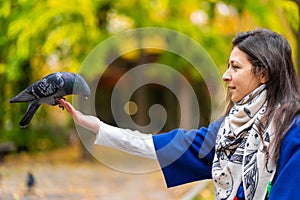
[{"xmin": 0, "ymin": 0, "xmax": 298, "ymax": 152}]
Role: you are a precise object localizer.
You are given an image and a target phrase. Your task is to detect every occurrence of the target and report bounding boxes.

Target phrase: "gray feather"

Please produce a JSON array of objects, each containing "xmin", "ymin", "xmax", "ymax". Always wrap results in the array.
[{"xmin": 9, "ymin": 88, "xmax": 36, "ymax": 103}]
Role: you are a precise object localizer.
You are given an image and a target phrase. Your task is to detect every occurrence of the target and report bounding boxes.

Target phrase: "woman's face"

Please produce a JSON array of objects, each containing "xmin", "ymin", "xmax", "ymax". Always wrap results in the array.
[{"xmin": 222, "ymin": 47, "xmax": 266, "ymax": 103}]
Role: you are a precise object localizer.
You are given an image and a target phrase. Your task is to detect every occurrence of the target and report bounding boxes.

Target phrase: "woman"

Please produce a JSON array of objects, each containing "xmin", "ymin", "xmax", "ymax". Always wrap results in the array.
[{"xmin": 58, "ymin": 28, "xmax": 300, "ymax": 200}]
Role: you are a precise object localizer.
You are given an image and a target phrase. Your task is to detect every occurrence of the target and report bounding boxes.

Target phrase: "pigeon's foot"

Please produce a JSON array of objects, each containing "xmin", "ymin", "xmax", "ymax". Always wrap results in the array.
[{"xmin": 55, "ymin": 97, "xmax": 66, "ymax": 110}]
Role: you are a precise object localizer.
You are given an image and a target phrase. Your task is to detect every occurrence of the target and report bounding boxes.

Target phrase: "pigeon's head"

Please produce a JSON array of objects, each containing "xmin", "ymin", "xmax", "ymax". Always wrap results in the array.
[{"xmin": 73, "ymin": 74, "xmax": 91, "ymax": 100}]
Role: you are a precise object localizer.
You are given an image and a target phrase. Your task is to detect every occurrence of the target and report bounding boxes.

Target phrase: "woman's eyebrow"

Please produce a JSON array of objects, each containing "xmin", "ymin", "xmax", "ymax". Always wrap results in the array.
[{"xmin": 228, "ymin": 59, "xmax": 243, "ymax": 66}]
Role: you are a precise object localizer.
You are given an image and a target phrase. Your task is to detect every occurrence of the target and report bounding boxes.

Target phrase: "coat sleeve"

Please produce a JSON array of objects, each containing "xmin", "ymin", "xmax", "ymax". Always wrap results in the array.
[
  {"xmin": 269, "ymin": 116, "xmax": 300, "ymax": 199},
  {"xmin": 152, "ymin": 118, "xmax": 223, "ymax": 187}
]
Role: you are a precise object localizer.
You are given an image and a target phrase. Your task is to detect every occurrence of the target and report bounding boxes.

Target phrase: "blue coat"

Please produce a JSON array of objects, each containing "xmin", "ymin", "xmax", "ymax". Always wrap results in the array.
[{"xmin": 152, "ymin": 117, "xmax": 300, "ymax": 199}]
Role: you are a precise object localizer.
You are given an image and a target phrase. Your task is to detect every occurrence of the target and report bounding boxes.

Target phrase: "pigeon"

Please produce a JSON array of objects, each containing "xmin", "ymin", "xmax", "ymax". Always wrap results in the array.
[
  {"xmin": 26, "ymin": 172, "xmax": 35, "ymax": 193},
  {"xmin": 9, "ymin": 72, "xmax": 91, "ymax": 128}
]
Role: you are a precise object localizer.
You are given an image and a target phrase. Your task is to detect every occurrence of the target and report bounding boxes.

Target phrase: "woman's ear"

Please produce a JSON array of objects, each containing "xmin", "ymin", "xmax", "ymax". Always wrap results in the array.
[{"xmin": 260, "ymin": 72, "xmax": 268, "ymax": 84}]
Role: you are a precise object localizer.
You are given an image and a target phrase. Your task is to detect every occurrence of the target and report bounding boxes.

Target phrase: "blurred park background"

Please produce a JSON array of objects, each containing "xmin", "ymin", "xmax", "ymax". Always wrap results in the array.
[{"xmin": 0, "ymin": 0, "xmax": 299, "ymax": 199}]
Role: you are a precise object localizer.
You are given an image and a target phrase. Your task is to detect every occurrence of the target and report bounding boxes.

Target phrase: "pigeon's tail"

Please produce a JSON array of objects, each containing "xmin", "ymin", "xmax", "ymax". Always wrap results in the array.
[{"xmin": 19, "ymin": 101, "xmax": 41, "ymax": 128}]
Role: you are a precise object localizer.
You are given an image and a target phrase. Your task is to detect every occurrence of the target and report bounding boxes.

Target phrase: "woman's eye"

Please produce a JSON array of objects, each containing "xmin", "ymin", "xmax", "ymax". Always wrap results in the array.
[
  {"xmin": 232, "ymin": 65, "xmax": 239, "ymax": 69},
  {"xmin": 227, "ymin": 63, "xmax": 239, "ymax": 70}
]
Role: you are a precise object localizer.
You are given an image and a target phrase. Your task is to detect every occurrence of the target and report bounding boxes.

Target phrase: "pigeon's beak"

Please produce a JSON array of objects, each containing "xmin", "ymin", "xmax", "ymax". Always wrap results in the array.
[{"xmin": 84, "ymin": 96, "xmax": 88, "ymax": 101}]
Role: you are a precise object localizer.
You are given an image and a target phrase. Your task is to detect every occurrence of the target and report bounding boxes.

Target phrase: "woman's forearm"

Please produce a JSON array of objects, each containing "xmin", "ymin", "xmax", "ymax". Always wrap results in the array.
[
  {"xmin": 74, "ymin": 111, "xmax": 100, "ymax": 134},
  {"xmin": 95, "ymin": 121, "xmax": 157, "ymax": 160}
]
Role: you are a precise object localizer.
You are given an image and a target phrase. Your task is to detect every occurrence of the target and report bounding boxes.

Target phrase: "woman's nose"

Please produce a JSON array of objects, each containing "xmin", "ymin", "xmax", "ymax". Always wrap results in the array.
[{"xmin": 222, "ymin": 69, "xmax": 232, "ymax": 82}]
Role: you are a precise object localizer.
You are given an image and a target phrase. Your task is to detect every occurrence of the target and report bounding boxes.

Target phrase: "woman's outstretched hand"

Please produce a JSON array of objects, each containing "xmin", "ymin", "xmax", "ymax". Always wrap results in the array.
[{"xmin": 56, "ymin": 98, "xmax": 100, "ymax": 134}]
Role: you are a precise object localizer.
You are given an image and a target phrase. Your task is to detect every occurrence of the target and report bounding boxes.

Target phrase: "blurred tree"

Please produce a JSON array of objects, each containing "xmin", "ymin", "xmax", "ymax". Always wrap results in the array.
[
  {"xmin": 289, "ymin": 0, "xmax": 300, "ymax": 78},
  {"xmin": 0, "ymin": 0, "xmax": 298, "ymax": 154}
]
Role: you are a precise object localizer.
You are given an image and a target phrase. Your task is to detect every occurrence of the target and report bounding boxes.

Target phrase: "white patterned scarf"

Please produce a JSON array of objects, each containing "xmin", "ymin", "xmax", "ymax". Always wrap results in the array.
[{"xmin": 212, "ymin": 85, "xmax": 276, "ymax": 200}]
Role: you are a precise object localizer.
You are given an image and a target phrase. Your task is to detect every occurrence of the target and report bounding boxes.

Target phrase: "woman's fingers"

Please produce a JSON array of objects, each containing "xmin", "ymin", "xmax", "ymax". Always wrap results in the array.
[{"xmin": 56, "ymin": 98, "xmax": 75, "ymax": 116}]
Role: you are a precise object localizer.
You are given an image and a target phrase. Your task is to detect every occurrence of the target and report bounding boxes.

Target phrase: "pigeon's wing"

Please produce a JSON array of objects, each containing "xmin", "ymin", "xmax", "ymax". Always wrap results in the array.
[
  {"xmin": 31, "ymin": 73, "xmax": 65, "ymax": 98},
  {"xmin": 19, "ymin": 100, "xmax": 41, "ymax": 128},
  {"xmin": 9, "ymin": 85, "xmax": 37, "ymax": 103}
]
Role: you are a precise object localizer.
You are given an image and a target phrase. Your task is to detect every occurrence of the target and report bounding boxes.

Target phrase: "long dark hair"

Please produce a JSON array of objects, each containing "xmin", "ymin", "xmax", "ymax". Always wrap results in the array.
[{"xmin": 225, "ymin": 28, "xmax": 300, "ymax": 162}]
